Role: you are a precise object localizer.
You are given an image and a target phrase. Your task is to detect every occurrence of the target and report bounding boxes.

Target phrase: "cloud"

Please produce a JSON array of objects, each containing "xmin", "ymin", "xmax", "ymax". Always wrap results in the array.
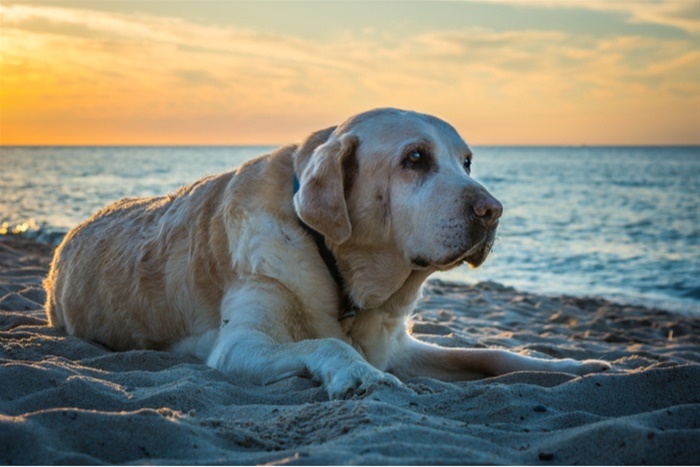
[
  {"xmin": 0, "ymin": 4, "xmax": 334, "ymax": 65},
  {"xmin": 475, "ymin": 0, "xmax": 700, "ymax": 35},
  {"xmin": 594, "ymin": 0, "xmax": 699, "ymax": 35},
  {"xmin": 1, "ymin": 3, "xmax": 697, "ymax": 144},
  {"xmin": 173, "ymin": 69, "xmax": 224, "ymax": 88}
]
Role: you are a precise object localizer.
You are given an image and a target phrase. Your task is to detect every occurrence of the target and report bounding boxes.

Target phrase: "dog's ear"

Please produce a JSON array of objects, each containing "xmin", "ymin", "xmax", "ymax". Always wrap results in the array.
[{"xmin": 294, "ymin": 134, "xmax": 358, "ymax": 245}]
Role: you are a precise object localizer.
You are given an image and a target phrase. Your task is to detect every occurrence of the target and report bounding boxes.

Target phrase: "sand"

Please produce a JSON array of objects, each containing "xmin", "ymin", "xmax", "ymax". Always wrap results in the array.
[{"xmin": 1, "ymin": 236, "xmax": 699, "ymax": 465}]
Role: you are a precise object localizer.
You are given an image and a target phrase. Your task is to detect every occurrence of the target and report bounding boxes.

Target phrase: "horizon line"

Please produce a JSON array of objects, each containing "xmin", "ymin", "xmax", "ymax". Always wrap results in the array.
[{"xmin": 2, "ymin": 143, "xmax": 699, "ymax": 149}]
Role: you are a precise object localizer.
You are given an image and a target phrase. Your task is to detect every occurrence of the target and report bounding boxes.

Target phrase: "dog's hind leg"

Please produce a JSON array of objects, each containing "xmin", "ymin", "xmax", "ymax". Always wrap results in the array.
[{"xmin": 389, "ymin": 334, "xmax": 611, "ymax": 381}]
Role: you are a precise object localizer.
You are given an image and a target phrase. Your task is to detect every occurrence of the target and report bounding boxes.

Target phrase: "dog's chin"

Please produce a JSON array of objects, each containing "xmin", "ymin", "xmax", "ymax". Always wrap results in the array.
[
  {"xmin": 411, "ymin": 229, "xmax": 497, "ymax": 271},
  {"xmin": 463, "ymin": 243, "xmax": 491, "ymax": 268},
  {"xmin": 420, "ymin": 242, "xmax": 490, "ymax": 272},
  {"xmin": 464, "ymin": 226, "xmax": 497, "ymax": 268},
  {"xmin": 439, "ymin": 234, "xmax": 495, "ymax": 271}
]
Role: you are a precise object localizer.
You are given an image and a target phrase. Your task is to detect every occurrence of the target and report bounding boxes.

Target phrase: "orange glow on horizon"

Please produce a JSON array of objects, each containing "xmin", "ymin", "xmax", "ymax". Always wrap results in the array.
[{"xmin": 1, "ymin": 2, "xmax": 698, "ymax": 146}]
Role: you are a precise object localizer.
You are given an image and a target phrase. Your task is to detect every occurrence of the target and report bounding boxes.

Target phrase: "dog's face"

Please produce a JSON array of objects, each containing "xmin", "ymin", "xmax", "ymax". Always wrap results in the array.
[{"xmin": 294, "ymin": 108, "xmax": 502, "ymax": 271}]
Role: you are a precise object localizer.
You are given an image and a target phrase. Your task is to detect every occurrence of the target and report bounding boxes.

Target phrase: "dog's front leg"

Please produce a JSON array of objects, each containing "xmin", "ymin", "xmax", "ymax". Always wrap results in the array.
[
  {"xmin": 389, "ymin": 334, "xmax": 611, "ymax": 381},
  {"xmin": 206, "ymin": 279, "xmax": 401, "ymax": 399}
]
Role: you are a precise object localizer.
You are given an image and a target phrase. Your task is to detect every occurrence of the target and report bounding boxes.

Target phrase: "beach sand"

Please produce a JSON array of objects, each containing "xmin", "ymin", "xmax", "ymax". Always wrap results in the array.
[{"xmin": 1, "ymin": 236, "xmax": 699, "ymax": 465}]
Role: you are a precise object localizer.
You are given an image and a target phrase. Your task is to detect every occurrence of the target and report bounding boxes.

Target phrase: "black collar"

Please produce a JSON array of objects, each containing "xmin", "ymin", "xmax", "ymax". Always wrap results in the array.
[{"xmin": 293, "ymin": 173, "xmax": 358, "ymax": 321}]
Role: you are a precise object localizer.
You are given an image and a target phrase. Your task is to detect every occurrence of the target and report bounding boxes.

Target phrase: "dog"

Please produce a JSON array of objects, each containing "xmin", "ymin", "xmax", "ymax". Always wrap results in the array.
[{"xmin": 45, "ymin": 108, "xmax": 610, "ymax": 398}]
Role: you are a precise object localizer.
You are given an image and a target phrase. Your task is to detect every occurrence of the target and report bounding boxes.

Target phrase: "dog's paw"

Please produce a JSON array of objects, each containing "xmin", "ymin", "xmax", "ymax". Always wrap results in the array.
[
  {"xmin": 575, "ymin": 359, "xmax": 612, "ymax": 375},
  {"xmin": 327, "ymin": 363, "xmax": 403, "ymax": 400},
  {"xmin": 553, "ymin": 358, "xmax": 611, "ymax": 376}
]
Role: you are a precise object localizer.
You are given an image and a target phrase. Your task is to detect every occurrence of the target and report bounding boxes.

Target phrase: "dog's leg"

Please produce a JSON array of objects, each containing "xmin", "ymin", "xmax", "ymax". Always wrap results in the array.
[
  {"xmin": 389, "ymin": 334, "xmax": 611, "ymax": 381},
  {"xmin": 206, "ymin": 279, "xmax": 401, "ymax": 399}
]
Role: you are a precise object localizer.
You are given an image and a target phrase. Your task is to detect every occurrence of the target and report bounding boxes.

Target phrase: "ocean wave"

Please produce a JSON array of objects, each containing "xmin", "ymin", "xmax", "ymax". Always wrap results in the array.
[
  {"xmin": 0, "ymin": 219, "xmax": 67, "ymax": 245},
  {"xmin": 682, "ymin": 287, "xmax": 700, "ymax": 301},
  {"xmin": 2, "ymin": 146, "xmax": 698, "ymax": 316}
]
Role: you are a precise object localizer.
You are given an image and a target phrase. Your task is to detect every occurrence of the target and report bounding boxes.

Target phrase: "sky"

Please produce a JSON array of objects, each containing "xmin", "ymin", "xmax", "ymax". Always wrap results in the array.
[{"xmin": 1, "ymin": 0, "xmax": 698, "ymax": 146}]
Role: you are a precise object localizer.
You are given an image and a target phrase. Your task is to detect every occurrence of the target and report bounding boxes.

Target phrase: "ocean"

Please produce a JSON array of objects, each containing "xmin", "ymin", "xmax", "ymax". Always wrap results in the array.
[{"xmin": 1, "ymin": 146, "xmax": 698, "ymax": 314}]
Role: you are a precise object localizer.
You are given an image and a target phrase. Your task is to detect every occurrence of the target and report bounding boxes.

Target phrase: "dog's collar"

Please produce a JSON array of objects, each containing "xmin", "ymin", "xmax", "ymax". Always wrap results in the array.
[{"xmin": 293, "ymin": 173, "xmax": 358, "ymax": 321}]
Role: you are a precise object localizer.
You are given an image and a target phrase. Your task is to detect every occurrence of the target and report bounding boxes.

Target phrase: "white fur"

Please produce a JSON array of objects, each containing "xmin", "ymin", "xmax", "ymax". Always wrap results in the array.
[{"xmin": 45, "ymin": 108, "xmax": 610, "ymax": 399}]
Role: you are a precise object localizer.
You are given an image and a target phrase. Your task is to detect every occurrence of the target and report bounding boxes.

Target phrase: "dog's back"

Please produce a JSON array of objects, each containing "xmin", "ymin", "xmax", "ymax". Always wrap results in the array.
[{"xmin": 44, "ymin": 171, "xmax": 235, "ymax": 350}]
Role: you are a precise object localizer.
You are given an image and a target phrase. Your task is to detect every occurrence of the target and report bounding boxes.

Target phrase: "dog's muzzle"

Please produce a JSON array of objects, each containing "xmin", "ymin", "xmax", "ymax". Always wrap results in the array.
[{"xmin": 464, "ymin": 192, "xmax": 502, "ymax": 268}]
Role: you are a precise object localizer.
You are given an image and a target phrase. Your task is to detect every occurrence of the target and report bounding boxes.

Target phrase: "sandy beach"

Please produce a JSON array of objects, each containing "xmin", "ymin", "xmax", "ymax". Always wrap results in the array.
[{"xmin": 1, "ymin": 236, "xmax": 698, "ymax": 465}]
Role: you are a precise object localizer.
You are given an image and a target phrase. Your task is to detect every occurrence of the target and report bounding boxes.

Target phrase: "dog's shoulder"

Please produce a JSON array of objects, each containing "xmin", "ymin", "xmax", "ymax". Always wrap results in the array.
[
  {"xmin": 221, "ymin": 145, "xmax": 346, "ymax": 336},
  {"xmin": 223, "ymin": 145, "xmax": 297, "ymax": 217},
  {"xmin": 222, "ymin": 144, "xmax": 314, "ymax": 269}
]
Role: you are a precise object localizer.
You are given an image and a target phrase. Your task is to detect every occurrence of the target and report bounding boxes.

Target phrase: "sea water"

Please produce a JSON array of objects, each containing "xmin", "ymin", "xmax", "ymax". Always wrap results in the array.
[{"xmin": 1, "ymin": 146, "xmax": 698, "ymax": 314}]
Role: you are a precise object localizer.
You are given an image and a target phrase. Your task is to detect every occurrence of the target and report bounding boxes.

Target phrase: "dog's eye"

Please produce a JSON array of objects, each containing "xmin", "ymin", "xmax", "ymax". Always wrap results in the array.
[
  {"xmin": 408, "ymin": 151, "xmax": 423, "ymax": 164},
  {"xmin": 402, "ymin": 148, "xmax": 431, "ymax": 171},
  {"xmin": 464, "ymin": 158, "xmax": 472, "ymax": 173}
]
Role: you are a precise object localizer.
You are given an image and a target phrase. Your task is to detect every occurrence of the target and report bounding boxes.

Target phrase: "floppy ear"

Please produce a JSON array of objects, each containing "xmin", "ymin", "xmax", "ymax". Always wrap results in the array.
[{"xmin": 293, "ymin": 134, "xmax": 358, "ymax": 245}]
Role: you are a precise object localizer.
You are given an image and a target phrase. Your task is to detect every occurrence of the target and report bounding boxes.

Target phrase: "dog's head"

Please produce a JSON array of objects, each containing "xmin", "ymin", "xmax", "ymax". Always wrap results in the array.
[{"xmin": 293, "ymin": 108, "xmax": 502, "ymax": 271}]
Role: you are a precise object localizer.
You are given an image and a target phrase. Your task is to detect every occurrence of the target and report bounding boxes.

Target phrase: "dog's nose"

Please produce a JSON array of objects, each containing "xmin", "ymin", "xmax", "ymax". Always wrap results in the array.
[{"xmin": 472, "ymin": 194, "xmax": 503, "ymax": 227}]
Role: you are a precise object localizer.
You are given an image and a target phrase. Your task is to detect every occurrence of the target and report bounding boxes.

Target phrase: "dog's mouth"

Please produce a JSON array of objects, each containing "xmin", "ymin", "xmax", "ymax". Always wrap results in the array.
[
  {"xmin": 467, "ymin": 223, "xmax": 499, "ymax": 267},
  {"xmin": 462, "ymin": 220, "xmax": 498, "ymax": 268},
  {"xmin": 416, "ymin": 225, "xmax": 497, "ymax": 271},
  {"xmin": 463, "ymin": 236, "xmax": 494, "ymax": 268}
]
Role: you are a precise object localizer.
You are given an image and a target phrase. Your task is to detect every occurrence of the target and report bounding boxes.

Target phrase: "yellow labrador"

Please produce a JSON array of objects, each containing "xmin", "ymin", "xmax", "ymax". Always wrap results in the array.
[{"xmin": 45, "ymin": 108, "xmax": 609, "ymax": 398}]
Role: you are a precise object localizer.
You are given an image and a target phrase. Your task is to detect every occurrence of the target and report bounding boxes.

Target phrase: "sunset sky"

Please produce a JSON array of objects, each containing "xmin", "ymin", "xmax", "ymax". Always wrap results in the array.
[{"xmin": 1, "ymin": 0, "xmax": 698, "ymax": 146}]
